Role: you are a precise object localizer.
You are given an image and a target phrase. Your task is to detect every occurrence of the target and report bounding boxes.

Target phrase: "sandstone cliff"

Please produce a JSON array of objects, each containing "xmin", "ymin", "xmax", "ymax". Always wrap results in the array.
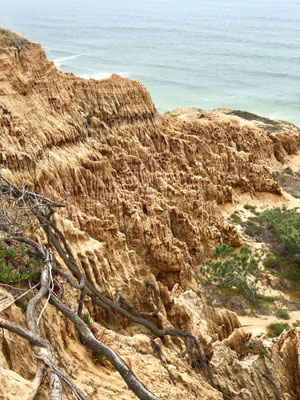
[{"xmin": 0, "ymin": 32, "xmax": 299, "ymax": 399}]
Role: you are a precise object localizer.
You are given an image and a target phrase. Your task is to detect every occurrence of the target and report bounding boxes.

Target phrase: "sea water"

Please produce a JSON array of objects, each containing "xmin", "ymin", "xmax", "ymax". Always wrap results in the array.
[{"xmin": 1, "ymin": 0, "xmax": 299, "ymax": 126}]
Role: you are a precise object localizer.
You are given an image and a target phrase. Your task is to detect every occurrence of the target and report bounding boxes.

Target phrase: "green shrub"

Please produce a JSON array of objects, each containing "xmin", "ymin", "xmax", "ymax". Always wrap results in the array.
[
  {"xmin": 86, "ymin": 113, "xmax": 93, "ymax": 125},
  {"xmin": 263, "ymin": 255, "xmax": 282, "ymax": 270},
  {"xmin": 244, "ymin": 204, "xmax": 257, "ymax": 213},
  {"xmin": 259, "ymin": 303, "xmax": 272, "ymax": 315},
  {"xmin": 284, "ymin": 167, "xmax": 293, "ymax": 176},
  {"xmin": 198, "ymin": 243, "xmax": 261, "ymax": 307},
  {"xmin": 15, "ymin": 300, "xmax": 27, "ymax": 311},
  {"xmin": 245, "ymin": 207, "xmax": 300, "ymax": 285},
  {"xmin": 257, "ymin": 294, "xmax": 276, "ymax": 315},
  {"xmin": 277, "ymin": 309, "xmax": 290, "ymax": 320},
  {"xmin": 230, "ymin": 212, "xmax": 242, "ymax": 224},
  {"xmin": 245, "ymin": 340, "xmax": 272, "ymax": 359},
  {"xmin": 0, "ymin": 238, "xmax": 42, "ymax": 284},
  {"xmin": 1, "ymin": 106, "xmax": 11, "ymax": 115},
  {"xmin": 244, "ymin": 221, "xmax": 263, "ymax": 237},
  {"xmin": 257, "ymin": 207, "xmax": 300, "ymax": 259},
  {"xmin": 281, "ymin": 269, "xmax": 300, "ymax": 281},
  {"xmin": 267, "ymin": 322, "xmax": 290, "ymax": 337},
  {"xmin": 94, "ymin": 353, "xmax": 105, "ymax": 364},
  {"xmin": 257, "ymin": 293, "xmax": 276, "ymax": 303}
]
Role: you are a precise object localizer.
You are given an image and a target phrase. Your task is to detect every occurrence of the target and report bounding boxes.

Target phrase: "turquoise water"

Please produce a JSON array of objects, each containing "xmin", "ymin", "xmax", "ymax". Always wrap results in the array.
[{"xmin": 1, "ymin": 0, "xmax": 300, "ymax": 126}]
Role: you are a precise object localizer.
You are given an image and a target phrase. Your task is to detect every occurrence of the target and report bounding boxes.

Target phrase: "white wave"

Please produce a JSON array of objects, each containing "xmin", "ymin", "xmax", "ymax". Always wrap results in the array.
[
  {"xmin": 53, "ymin": 55, "xmax": 80, "ymax": 67},
  {"xmin": 79, "ymin": 72, "xmax": 129, "ymax": 80}
]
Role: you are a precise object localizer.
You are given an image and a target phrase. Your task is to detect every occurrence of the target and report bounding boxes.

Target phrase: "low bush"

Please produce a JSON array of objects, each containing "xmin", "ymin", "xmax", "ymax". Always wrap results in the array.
[
  {"xmin": 0, "ymin": 238, "xmax": 42, "ymax": 284},
  {"xmin": 244, "ymin": 220, "xmax": 263, "ymax": 237},
  {"xmin": 267, "ymin": 322, "xmax": 290, "ymax": 337},
  {"xmin": 245, "ymin": 340, "xmax": 272, "ymax": 359},
  {"xmin": 284, "ymin": 167, "xmax": 293, "ymax": 176},
  {"xmin": 86, "ymin": 113, "xmax": 93, "ymax": 125},
  {"xmin": 259, "ymin": 303, "xmax": 272, "ymax": 315},
  {"xmin": 244, "ymin": 208, "xmax": 300, "ymax": 294},
  {"xmin": 198, "ymin": 243, "xmax": 261, "ymax": 307},
  {"xmin": 230, "ymin": 212, "xmax": 242, "ymax": 224},
  {"xmin": 263, "ymin": 255, "xmax": 282, "ymax": 271},
  {"xmin": 257, "ymin": 293, "xmax": 276, "ymax": 303},
  {"xmin": 243, "ymin": 204, "xmax": 258, "ymax": 214},
  {"xmin": 0, "ymin": 29, "xmax": 25, "ymax": 51},
  {"xmin": 277, "ymin": 309, "xmax": 290, "ymax": 320},
  {"xmin": 257, "ymin": 207, "xmax": 300, "ymax": 260}
]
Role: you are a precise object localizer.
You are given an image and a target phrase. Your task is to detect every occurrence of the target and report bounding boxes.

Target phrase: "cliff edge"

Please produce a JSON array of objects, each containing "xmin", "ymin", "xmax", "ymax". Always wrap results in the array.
[{"xmin": 0, "ymin": 31, "xmax": 299, "ymax": 399}]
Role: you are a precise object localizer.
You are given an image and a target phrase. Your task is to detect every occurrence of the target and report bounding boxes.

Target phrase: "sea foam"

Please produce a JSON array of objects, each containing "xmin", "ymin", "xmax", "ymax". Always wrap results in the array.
[
  {"xmin": 79, "ymin": 72, "xmax": 129, "ymax": 80},
  {"xmin": 53, "ymin": 55, "xmax": 80, "ymax": 68}
]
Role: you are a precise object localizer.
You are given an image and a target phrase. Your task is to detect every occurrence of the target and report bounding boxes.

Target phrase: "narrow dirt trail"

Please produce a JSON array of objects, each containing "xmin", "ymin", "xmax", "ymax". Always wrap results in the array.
[{"xmin": 238, "ymin": 310, "xmax": 300, "ymax": 336}]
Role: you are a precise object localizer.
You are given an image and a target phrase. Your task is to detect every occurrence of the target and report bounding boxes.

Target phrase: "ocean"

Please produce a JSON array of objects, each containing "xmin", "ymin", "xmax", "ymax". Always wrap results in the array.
[{"xmin": 1, "ymin": 0, "xmax": 299, "ymax": 126}]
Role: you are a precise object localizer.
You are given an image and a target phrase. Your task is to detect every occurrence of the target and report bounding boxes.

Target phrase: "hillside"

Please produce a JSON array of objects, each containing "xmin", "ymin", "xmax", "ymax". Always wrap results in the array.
[{"xmin": 0, "ymin": 31, "xmax": 299, "ymax": 400}]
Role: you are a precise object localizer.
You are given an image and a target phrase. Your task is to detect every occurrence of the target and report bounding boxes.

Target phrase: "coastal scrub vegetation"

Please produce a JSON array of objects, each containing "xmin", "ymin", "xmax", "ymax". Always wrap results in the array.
[
  {"xmin": 220, "ymin": 205, "xmax": 300, "ymax": 313},
  {"xmin": 244, "ymin": 207, "xmax": 300, "ymax": 291},
  {"xmin": 196, "ymin": 243, "xmax": 261, "ymax": 308},
  {"xmin": 276, "ymin": 308, "xmax": 290, "ymax": 320},
  {"xmin": 230, "ymin": 210, "xmax": 242, "ymax": 224},
  {"xmin": 244, "ymin": 206, "xmax": 300, "ymax": 259},
  {"xmin": 284, "ymin": 167, "xmax": 294, "ymax": 176},
  {"xmin": 267, "ymin": 322, "xmax": 290, "ymax": 337},
  {"xmin": 0, "ymin": 28, "xmax": 26, "ymax": 51}
]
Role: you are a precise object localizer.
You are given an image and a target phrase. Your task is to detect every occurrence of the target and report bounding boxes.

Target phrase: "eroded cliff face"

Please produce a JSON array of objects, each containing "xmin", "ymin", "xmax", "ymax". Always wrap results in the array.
[{"xmin": 0, "ymin": 36, "xmax": 300, "ymax": 399}]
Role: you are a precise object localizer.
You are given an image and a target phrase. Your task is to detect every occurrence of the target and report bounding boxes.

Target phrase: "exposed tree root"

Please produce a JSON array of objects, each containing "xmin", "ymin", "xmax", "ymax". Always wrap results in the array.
[
  {"xmin": 143, "ymin": 331, "xmax": 175, "ymax": 385},
  {"xmin": 262, "ymin": 374, "xmax": 281, "ymax": 400}
]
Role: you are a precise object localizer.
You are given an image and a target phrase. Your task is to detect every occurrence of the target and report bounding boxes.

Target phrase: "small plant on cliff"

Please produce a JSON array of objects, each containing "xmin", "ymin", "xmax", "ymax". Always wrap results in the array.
[
  {"xmin": 197, "ymin": 243, "xmax": 261, "ymax": 307},
  {"xmin": 1, "ymin": 106, "xmax": 11, "ymax": 115},
  {"xmin": 245, "ymin": 340, "xmax": 272, "ymax": 359},
  {"xmin": 83, "ymin": 313, "xmax": 93, "ymax": 326},
  {"xmin": 92, "ymin": 330, "xmax": 111, "ymax": 367},
  {"xmin": 85, "ymin": 113, "xmax": 93, "ymax": 125},
  {"xmin": 83, "ymin": 313, "xmax": 111, "ymax": 367},
  {"xmin": 284, "ymin": 167, "xmax": 293, "ymax": 176},
  {"xmin": 0, "ymin": 239, "xmax": 42, "ymax": 284},
  {"xmin": 77, "ymin": 108, "xmax": 93, "ymax": 124}
]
